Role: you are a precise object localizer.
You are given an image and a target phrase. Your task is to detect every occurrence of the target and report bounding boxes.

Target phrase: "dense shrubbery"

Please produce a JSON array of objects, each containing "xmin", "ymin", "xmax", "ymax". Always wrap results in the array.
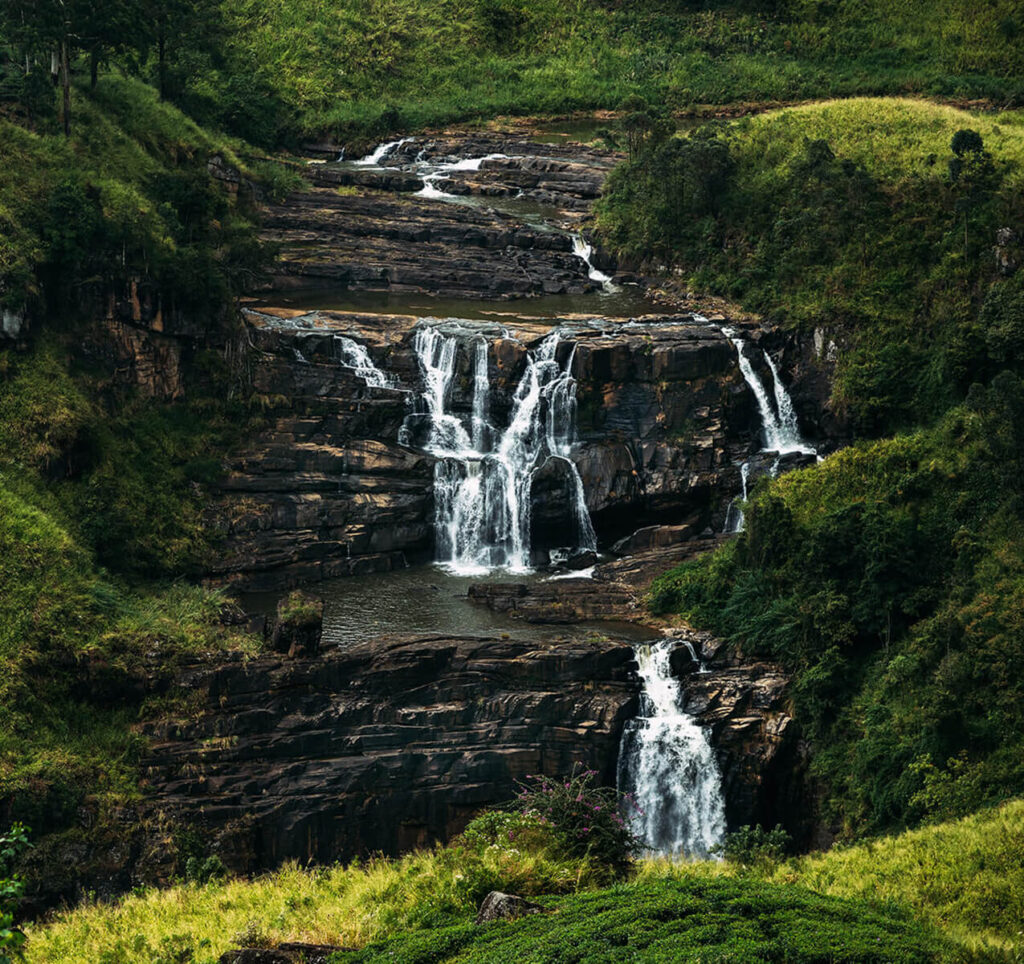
[
  {"xmin": 649, "ymin": 374, "xmax": 1024, "ymax": 835},
  {"xmin": 715, "ymin": 824, "xmax": 792, "ymax": 868},
  {"xmin": 0, "ymin": 824, "xmax": 29, "ymax": 964},
  {"xmin": 598, "ymin": 99, "xmax": 1024, "ymax": 433},
  {"xmin": 503, "ymin": 768, "xmax": 641, "ymax": 872}
]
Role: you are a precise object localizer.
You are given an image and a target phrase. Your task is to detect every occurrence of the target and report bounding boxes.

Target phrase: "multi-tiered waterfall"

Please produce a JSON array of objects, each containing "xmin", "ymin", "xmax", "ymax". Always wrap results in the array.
[
  {"xmin": 403, "ymin": 324, "xmax": 596, "ymax": 575},
  {"xmin": 618, "ymin": 640, "xmax": 726, "ymax": 858}
]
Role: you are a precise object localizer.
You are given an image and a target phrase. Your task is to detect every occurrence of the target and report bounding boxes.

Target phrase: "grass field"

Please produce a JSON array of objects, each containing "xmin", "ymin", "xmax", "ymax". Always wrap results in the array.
[{"xmin": 23, "ymin": 800, "xmax": 1024, "ymax": 962}]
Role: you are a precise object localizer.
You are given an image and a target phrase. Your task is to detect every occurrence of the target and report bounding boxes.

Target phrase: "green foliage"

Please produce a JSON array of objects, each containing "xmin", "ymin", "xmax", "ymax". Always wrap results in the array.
[
  {"xmin": 0, "ymin": 401, "xmax": 258, "ymax": 841},
  {"xmin": 459, "ymin": 811, "xmax": 559, "ymax": 856},
  {"xmin": 511, "ymin": 767, "xmax": 642, "ymax": 872},
  {"xmin": 0, "ymin": 824, "xmax": 29, "ymax": 964},
  {"xmin": 212, "ymin": 0, "xmax": 1024, "ymax": 142},
  {"xmin": 183, "ymin": 856, "xmax": 227, "ymax": 886},
  {"xmin": 0, "ymin": 73, "xmax": 269, "ymax": 327},
  {"xmin": 275, "ymin": 590, "xmax": 322, "ymax": 628},
  {"xmin": 715, "ymin": 824, "xmax": 792, "ymax": 868},
  {"xmin": 597, "ymin": 99, "xmax": 1024, "ymax": 433},
  {"xmin": 649, "ymin": 375, "xmax": 1024, "ymax": 836},
  {"xmin": 332, "ymin": 877, "xmax": 955, "ymax": 964}
]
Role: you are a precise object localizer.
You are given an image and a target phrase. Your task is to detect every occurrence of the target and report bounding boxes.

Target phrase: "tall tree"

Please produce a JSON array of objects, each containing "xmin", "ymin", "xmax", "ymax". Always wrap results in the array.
[
  {"xmin": 138, "ymin": 0, "xmax": 225, "ymax": 102},
  {"xmin": 0, "ymin": 0, "xmax": 143, "ymax": 132}
]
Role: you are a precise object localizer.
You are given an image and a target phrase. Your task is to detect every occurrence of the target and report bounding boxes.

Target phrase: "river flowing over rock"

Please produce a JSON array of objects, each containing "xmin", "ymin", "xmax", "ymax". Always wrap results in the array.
[{"xmin": 97, "ymin": 130, "xmax": 842, "ymax": 893}]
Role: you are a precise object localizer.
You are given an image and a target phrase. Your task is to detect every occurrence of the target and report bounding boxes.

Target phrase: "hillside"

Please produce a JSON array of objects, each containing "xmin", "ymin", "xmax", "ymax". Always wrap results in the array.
[
  {"xmin": 1, "ymin": 1, "xmax": 1023, "ymax": 960},
  {"xmin": 24, "ymin": 799, "xmax": 1024, "ymax": 961},
  {"xmin": 220, "ymin": 0, "xmax": 1024, "ymax": 140}
]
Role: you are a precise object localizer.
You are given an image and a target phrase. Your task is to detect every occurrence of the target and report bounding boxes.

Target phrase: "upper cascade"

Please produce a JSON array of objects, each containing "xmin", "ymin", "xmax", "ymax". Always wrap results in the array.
[
  {"xmin": 572, "ymin": 235, "xmax": 617, "ymax": 289},
  {"xmin": 402, "ymin": 324, "xmax": 597, "ymax": 574},
  {"xmin": 721, "ymin": 327, "xmax": 815, "ymax": 456}
]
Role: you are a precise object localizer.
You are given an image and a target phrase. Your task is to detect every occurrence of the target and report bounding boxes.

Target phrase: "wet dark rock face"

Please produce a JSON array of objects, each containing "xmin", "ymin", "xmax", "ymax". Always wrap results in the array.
[
  {"xmin": 262, "ymin": 133, "xmax": 618, "ymax": 300},
  {"xmin": 674, "ymin": 639, "xmax": 815, "ymax": 848},
  {"xmin": 140, "ymin": 635, "xmax": 638, "ymax": 871},
  {"xmin": 209, "ymin": 311, "xmax": 758, "ymax": 592}
]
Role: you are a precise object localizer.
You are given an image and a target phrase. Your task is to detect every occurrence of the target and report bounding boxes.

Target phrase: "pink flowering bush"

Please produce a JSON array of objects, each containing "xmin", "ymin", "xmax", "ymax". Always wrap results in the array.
[{"xmin": 512, "ymin": 766, "xmax": 642, "ymax": 872}]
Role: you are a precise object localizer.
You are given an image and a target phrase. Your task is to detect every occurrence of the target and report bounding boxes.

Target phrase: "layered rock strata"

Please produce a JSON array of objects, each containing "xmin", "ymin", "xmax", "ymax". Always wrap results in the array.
[
  {"xmin": 209, "ymin": 311, "xmax": 757, "ymax": 591},
  {"xmin": 140, "ymin": 634, "xmax": 638, "ymax": 870}
]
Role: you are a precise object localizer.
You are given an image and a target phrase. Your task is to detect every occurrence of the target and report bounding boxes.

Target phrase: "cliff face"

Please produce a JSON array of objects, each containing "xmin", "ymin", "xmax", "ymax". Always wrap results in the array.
[
  {"xmin": 208, "ymin": 310, "xmax": 759, "ymax": 591},
  {"xmin": 140, "ymin": 635, "xmax": 638, "ymax": 869}
]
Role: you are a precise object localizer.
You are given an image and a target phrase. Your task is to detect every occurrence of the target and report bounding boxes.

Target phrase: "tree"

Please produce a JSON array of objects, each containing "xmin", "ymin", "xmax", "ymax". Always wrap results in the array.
[
  {"xmin": 948, "ymin": 128, "xmax": 998, "ymax": 263},
  {"xmin": 0, "ymin": 0, "xmax": 144, "ymax": 133},
  {"xmin": 138, "ymin": 0, "xmax": 226, "ymax": 102}
]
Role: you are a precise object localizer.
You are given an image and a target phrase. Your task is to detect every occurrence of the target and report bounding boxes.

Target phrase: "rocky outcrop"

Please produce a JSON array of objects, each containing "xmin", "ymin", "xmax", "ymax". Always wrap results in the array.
[
  {"xmin": 467, "ymin": 577, "xmax": 643, "ymax": 624},
  {"xmin": 670, "ymin": 634, "xmax": 815, "ymax": 848},
  {"xmin": 139, "ymin": 634, "xmax": 638, "ymax": 871},
  {"xmin": 475, "ymin": 891, "xmax": 545, "ymax": 924},
  {"xmin": 269, "ymin": 591, "xmax": 324, "ymax": 657},
  {"xmin": 261, "ymin": 188, "xmax": 602, "ymax": 300},
  {"xmin": 261, "ymin": 133, "xmax": 620, "ymax": 300},
  {"xmin": 210, "ymin": 310, "xmax": 756, "ymax": 591}
]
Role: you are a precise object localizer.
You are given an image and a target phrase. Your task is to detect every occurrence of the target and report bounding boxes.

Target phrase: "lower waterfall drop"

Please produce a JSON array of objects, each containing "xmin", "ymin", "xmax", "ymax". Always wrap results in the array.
[
  {"xmin": 406, "ymin": 324, "xmax": 596, "ymax": 574},
  {"xmin": 618, "ymin": 639, "xmax": 726, "ymax": 858}
]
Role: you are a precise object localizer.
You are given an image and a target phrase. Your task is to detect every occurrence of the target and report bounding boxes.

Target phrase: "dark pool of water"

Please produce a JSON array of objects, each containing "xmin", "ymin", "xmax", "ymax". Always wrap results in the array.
[
  {"xmin": 247, "ymin": 566, "xmax": 656, "ymax": 648},
  {"xmin": 258, "ymin": 285, "xmax": 661, "ymax": 322}
]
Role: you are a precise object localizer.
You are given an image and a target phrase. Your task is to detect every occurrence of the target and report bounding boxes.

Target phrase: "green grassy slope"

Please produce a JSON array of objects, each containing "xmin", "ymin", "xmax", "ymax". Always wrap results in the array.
[
  {"xmin": 217, "ymin": 0, "xmax": 1024, "ymax": 140},
  {"xmin": 597, "ymin": 97, "xmax": 1024, "ymax": 432},
  {"xmin": 0, "ymin": 75, "xmax": 276, "ymax": 858},
  {"xmin": 28, "ymin": 801, "xmax": 1024, "ymax": 962}
]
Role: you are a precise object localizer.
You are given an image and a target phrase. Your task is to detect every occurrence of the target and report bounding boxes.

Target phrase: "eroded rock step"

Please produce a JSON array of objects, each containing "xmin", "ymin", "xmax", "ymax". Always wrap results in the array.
[
  {"xmin": 139, "ymin": 634, "xmax": 638, "ymax": 869},
  {"xmin": 210, "ymin": 311, "xmax": 761, "ymax": 591},
  {"xmin": 262, "ymin": 132, "xmax": 621, "ymax": 300}
]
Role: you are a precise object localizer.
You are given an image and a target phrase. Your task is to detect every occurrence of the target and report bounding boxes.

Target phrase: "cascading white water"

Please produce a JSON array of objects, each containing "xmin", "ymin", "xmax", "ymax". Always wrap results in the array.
[
  {"xmin": 405, "ymin": 324, "xmax": 596, "ymax": 574},
  {"xmin": 572, "ymin": 235, "xmax": 616, "ymax": 288},
  {"xmin": 724, "ymin": 461, "xmax": 750, "ymax": 534},
  {"xmin": 353, "ymin": 137, "xmax": 414, "ymax": 166},
  {"xmin": 417, "ymin": 153, "xmax": 508, "ymax": 199},
  {"xmin": 721, "ymin": 326, "xmax": 814, "ymax": 456},
  {"xmin": 618, "ymin": 640, "xmax": 726, "ymax": 858},
  {"xmin": 333, "ymin": 335, "xmax": 396, "ymax": 389}
]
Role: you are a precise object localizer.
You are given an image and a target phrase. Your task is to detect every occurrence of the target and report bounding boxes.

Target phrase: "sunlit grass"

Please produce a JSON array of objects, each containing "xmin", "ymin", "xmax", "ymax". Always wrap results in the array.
[
  {"xmin": 25, "ymin": 801, "xmax": 1024, "ymax": 962},
  {"xmin": 24, "ymin": 847, "xmax": 605, "ymax": 963}
]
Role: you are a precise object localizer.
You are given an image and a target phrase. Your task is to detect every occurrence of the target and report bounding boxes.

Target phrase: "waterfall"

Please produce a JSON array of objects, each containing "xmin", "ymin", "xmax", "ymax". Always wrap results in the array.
[
  {"xmin": 405, "ymin": 324, "xmax": 596, "ymax": 574},
  {"xmin": 724, "ymin": 461, "xmax": 750, "ymax": 534},
  {"xmin": 417, "ymin": 153, "xmax": 508, "ymax": 199},
  {"xmin": 353, "ymin": 137, "xmax": 414, "ymax": 166},
  {"xmin": 618, "ymin": 640, "xmax": 726, "ymax": 859},
  {"xmin": 721, "ymin": 327, "xmax": 814, "ymax": 456},
  {"xmin": 572, "ymin": 235, "xmax": 616, "ymax": 288},
  {"xmin": 333, "ymin": 335, "xmax": 396, "ymax": 389}
]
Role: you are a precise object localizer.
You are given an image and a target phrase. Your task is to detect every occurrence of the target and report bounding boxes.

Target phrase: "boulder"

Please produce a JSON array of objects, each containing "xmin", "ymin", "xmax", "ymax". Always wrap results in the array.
[{"xmin": 475, "ymin": 891, "xmax": 544, "ymax": 924}]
